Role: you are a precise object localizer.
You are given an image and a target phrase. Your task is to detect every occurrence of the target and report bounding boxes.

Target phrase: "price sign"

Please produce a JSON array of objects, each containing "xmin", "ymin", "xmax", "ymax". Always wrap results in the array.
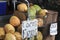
[
  {"xmin": 50, "ymin": 23, "xmax": 57, "ymax": 35},
  {"xmin": 22, "ymin": 19, "xmax": 38, "ymax": 39}
]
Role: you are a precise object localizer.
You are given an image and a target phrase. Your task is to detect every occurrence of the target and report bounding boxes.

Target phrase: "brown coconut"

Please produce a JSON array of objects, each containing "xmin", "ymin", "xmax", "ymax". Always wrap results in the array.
[
  {"xmin": 17, "ymin": 24, "xmax": 22, "ymax": 34},
  {"xmin": 13, "ymin": 11, "xmax": 26, "ymax": 23}
]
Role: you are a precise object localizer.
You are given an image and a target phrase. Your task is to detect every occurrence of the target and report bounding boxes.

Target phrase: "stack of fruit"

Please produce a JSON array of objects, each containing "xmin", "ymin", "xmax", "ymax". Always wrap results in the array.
[
  {"xmin": 0, "ymin": 16, "xmax": 22, "ymax": 40},
  {"xmin": 14, "ymin": 3, "xmax": 48, "ymax": 27},
  {"xmin": 0, "ymin": 15, "xmax": 43, "ymax": 40},
  {"xmin": 0, "ymin": 3, "xmax": 48, "ymax": 40}
]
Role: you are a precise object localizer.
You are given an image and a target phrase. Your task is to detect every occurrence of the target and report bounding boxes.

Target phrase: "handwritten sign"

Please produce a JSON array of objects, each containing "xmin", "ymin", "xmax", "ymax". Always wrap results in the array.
[
  {"xmin": 22, "ymin": 19, "xmax": 38, "ymax": 39},
  {"xmin": 50, "ymin": 23, "xmax": 57, "ymax": 35}
]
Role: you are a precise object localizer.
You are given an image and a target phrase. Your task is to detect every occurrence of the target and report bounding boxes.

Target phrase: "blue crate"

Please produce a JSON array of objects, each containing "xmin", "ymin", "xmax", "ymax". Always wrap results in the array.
[{"xmin": 0, "ymin": 1, "xmax": 7, "ymax": 15}]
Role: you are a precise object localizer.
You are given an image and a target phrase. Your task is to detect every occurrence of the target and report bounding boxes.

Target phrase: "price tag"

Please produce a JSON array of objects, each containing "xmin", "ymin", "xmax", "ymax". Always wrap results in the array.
[
  {"xmin": 22, "ymin": 19, "xmax": 38, "ymax": 39},
  {"xmin": 50, "ymin": 23, "xmax": 57, "ymax": 35}
]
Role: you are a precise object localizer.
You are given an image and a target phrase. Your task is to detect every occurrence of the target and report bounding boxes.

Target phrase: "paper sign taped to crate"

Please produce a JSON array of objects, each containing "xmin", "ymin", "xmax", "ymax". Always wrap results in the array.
[
  {"xmin": 50, "ymin": 23, "xmax": 57, "ymax": 35},
  {"xmin": 22, "ymin": 19, "xmax": 38, "ymax": 39}
]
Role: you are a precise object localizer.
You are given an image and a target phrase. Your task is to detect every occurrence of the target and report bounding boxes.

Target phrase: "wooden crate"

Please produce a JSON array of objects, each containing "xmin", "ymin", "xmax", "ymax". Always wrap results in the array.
[
  {"xmin": 46, "ymin": 35, "xmax": 55, "ymax": 40},
  {"xmin": 41, "ymin": 10, "xmax": 58, "ymax": 40},
  {"xmin": 41, "ymin": 24, "xmax": 56, "ymax": 40},
  {"xmin": 45, "ymin": 10, "xmax": 58, "ymax": 25}
]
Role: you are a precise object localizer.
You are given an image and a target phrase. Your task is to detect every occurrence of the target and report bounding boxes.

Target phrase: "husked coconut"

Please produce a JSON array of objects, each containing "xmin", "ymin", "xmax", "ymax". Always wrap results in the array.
[
  {"xmin": 14, "ymin": 32, "xmax": 22, "ymax": 40},
  {"xmin": 38, "ymin": 18, "xmax": 44, "ymax": 27},
  {"xmin": 4, "ymin": 24, "xmax": 15, "ymax": 34},
  {"xmin": 0, "ymin": 27, "xmax": 5, "ymax": 39},
  {"xmin": 39, "ymin": 9, "xmax": 48, "ymax": 17},
  {"xmin": 4, "ymin": 33, "xmax": 16, "ymax": 40},
  {"xmin": 10, "ymin": 16, "xmax": 20, "ymax": 27},
  {"xmin": 17, "ymin": 3, "xmax": 27, "ymax": 12}
]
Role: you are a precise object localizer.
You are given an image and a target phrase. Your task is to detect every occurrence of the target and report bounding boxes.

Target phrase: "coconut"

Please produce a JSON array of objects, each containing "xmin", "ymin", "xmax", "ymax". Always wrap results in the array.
[{"xmin": 10, "ymin": 16, "xmax": 20, "ymax": 27}]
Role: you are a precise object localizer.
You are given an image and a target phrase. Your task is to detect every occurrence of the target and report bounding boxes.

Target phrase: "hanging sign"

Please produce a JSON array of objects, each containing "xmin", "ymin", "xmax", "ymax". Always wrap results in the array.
[
  {"xmin": 22, "ymin": 19, "xmax": 38, "ymax": 39},
  {"xmin": 50, "ymin": 23, "xmax": 57, "ymax": 35}
]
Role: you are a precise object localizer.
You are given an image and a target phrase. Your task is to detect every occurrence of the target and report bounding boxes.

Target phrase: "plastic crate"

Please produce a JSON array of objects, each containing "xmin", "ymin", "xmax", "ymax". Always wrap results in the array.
[{"xmin": 0, "ymin": 1, "xmax": 7, "ymax": 15}]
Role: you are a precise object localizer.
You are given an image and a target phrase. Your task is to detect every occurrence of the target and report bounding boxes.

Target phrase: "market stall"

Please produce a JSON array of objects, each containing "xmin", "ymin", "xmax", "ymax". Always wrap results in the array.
[{"xmin": 0, "ymin": 0, "xmax": 58, "ymax": 40}]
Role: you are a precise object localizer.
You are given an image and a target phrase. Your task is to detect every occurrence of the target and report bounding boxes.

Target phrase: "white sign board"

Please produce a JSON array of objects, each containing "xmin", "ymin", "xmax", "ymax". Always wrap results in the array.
[
  {"xmin": 50, "ymin": 23, "xmax": 57, "ymax": 35},
  {"xmin": 22, "ymin": 19, "xmax": 38, "ymax": 39}
]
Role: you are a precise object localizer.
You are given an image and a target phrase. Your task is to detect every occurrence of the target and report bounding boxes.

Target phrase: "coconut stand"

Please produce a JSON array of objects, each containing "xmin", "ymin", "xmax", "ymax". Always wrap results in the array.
[
  {"xmin": 0, "ymin": 0, "xmax": 58, "ymax": 40},
  {"xmin": 22, "ymin": 0, "xmax": 58, "ymax": 40}
]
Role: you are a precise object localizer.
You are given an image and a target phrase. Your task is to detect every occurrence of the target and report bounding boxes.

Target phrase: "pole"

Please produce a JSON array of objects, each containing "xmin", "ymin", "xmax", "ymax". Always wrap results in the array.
[{"xmin": 12, "ymin": 0, "xmax": 17, "ymax": 11}]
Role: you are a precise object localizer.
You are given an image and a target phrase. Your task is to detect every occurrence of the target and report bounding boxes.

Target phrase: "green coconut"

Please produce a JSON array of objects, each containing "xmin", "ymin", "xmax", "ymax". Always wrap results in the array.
[
  {"xmin": 28, "ymin": 6, "xmax": 36, "ymax": 19},
  {"xmin": 30, "ymin": 6, "xmax": 36, "ymax": 14},
  {"xmin": 33, "ymin": 5, "xmax": 41, "ymax": 12},
  {"xmin": 37, "ymin": 31, "xmax": 43, "ymax": 40}
]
